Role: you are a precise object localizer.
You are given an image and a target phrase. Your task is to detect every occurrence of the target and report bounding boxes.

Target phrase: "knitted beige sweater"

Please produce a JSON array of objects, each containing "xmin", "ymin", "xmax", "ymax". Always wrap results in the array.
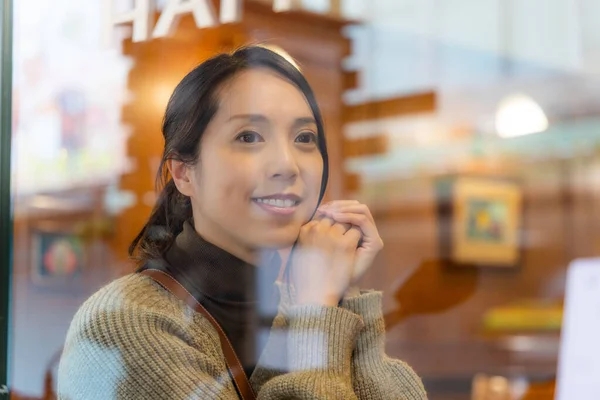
[{"xmin": 58, "ymin": 274, "xmax": 427, "ymax": 399}]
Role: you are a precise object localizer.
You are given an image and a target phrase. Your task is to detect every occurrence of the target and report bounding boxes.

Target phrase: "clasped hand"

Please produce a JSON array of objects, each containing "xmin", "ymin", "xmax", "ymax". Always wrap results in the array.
[{"xmin": 291, "ymin": 201, "xmax": 383, "ymax": 306}]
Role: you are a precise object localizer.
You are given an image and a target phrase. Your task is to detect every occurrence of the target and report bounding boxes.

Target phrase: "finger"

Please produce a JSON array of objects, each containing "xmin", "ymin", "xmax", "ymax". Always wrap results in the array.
[
  {"xmin": 320, "ymin": 203, "xmax": 375, "ymax": 223},
  {"xmin": 299, "ymin": 220, "xmax": 319, "ymax": 241},
  {"xmin": 327, "ymin": 212, "xmax": 381, "ymax": 248},
  {"xmin": 323, "ymin": 200, "xmax": 360, "ymax": 206},
  {"xmin": 313, "ymin": 217, "xmax": 335, "ymax": 238},
  {"xmin": 301, "ymin": 220, "xmax": 319, "ymax": 231},
  {"xmin": 318, "ymin": 200, "xmax": 360, "ymax": 212},
  {"xmin": 331, "ymin": 221, "xmax": 352, "ymax": 236},
  {"xmin": 315, "ymin": 216, "xmax": 334, "ymax": 228},
  {"xmin": 313, "ymin": 212, "xmax": 330, "ymax": 222},
  {"xmin": 344, "ymin": 226, "xmax": 362, "ymax": 245}
]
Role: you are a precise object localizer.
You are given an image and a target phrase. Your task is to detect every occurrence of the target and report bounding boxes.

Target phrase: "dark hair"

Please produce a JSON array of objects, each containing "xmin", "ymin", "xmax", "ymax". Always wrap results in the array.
[{"xmin": 129, "ymin": 45, "xmax": 329, "ymax": 262}]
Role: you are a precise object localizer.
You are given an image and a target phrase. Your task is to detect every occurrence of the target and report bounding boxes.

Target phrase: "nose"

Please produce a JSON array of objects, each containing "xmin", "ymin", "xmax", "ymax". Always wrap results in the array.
[{"xmin": 267, "ymin": 141, "xmax": 299, "ymax": 181}]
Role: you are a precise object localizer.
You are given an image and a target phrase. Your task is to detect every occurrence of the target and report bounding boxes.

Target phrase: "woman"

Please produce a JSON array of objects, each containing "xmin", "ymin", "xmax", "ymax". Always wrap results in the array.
[{"xmin": 58, "ymin": 46, "xmax": 427, "ymax": 399}]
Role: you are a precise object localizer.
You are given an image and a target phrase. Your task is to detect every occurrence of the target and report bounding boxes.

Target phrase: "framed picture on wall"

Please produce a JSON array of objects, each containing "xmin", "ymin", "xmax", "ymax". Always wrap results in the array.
[
  {"xmin": 30, "ymin": 224, "xmax": 85, "ymax": 287},
  {"xmin": 436, "ymin": 176, "xmax": 523, "ymax": 268}
]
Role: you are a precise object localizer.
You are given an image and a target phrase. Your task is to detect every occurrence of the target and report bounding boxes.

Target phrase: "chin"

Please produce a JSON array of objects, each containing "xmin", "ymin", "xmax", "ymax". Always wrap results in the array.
[{"xmin": 256, "ymin": 229, "xmax": 300, "ymax": 249}]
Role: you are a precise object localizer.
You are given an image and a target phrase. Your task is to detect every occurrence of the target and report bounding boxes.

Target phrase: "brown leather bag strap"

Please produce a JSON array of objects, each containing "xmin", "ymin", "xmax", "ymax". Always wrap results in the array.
[{"xmin": 140, "ymin": 269, "xmax": 257, "ymax": 400}]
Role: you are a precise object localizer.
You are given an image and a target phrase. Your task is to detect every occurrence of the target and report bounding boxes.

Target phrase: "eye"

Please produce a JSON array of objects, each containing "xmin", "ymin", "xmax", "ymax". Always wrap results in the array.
[
  {"xmin": 235, "ymin": 130, "xmax": 264, "ymax": 144},
  {"xmin": 295, "ymin": 131, "xmax": 317, "ymax": 144}
]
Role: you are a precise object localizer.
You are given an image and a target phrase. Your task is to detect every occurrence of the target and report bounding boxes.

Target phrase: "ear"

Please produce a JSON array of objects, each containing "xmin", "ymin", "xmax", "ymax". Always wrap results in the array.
[{"xmin": 167, "ymin": 159, "xmax": 195, "ymax": 197}]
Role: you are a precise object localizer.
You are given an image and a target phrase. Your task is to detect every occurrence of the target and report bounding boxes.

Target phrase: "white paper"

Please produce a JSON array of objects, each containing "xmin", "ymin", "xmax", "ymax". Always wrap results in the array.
[{"xmin": 556, "ymin": 258, "xmax": 600, "ymax": 400}]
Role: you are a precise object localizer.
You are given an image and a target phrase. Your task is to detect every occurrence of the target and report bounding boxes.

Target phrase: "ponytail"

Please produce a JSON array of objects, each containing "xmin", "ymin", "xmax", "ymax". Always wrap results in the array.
[{"xmin": 129, "ymin": 178, "xmax": 192, "ymax": 262}]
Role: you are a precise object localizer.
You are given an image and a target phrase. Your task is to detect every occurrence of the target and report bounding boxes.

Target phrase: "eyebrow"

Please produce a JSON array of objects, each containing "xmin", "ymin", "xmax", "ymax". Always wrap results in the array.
[
  {"xmin": 227, "ymin": 114, "xmax": 269, "ymax": 123},
  {"xmin": 293, "ymin": 117, "xmax": 318, "ymax": 128},
  {"xmin": 227, "ymin": 114, "xmax": 317, "ymax": 129}
]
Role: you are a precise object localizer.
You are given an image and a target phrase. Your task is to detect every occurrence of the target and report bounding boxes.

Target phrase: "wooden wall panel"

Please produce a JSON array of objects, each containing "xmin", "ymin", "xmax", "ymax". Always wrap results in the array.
[
  {"xmin": 343, "ymin": 92, "xmax": 436, "ymax": 123},
  {"xmin": 344, "ymin": 134, "xmax": 389, "ymax": 158},
  {"xmin": 343, "ymin": 70, "xmax": 359, "ymax": 91}
]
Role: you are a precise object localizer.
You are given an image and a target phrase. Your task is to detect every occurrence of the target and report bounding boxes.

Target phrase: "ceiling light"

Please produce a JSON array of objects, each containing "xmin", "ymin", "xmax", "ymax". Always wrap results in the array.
[{"xmin": 495, "ymin": 94, "xmax": 548, "ymax": 138}]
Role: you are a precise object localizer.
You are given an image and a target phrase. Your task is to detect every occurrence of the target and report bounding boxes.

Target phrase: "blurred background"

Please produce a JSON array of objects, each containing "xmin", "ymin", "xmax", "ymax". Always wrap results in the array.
[{"xmin": 4, "ymin": 0, "xmax": 600, "ymax": 399}]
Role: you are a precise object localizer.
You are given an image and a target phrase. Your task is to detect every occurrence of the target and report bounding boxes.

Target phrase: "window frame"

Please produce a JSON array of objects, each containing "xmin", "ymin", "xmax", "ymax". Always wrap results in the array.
[{"xmin": 0, "ymin": 0, "xmax": 13, "ymax": 396}]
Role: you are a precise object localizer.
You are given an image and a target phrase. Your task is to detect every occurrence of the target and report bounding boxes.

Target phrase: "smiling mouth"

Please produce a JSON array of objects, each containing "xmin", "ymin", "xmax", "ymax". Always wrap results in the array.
[
  {"xmin": 253, "ymin": 198, "xmax": 300, "ymax": 208},
  {"xmin": 251, "ymin": 195, "xmax": 302, "ymax": 215}
]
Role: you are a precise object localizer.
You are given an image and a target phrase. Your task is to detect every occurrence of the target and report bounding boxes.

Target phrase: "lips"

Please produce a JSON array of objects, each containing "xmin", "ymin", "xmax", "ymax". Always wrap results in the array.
[
  {"xmin": 254, "ymin": 198, "xmax": 298, "ymax": 207},
  {"xmin": 251, "ymin": 194, "xmax": 302, "ymax": 216}
]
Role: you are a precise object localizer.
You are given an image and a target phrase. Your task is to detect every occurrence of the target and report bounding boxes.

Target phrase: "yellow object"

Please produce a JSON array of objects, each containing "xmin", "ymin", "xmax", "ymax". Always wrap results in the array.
[{"xmin": 483, "ymin": 304, "xmax": 563, "ymax": 332}]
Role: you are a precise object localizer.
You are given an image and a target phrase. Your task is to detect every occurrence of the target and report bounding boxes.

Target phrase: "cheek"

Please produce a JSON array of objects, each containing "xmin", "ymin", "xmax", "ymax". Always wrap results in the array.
[
  {"xmin": 301, "ymin": 155, "xmax": 325, "ymax": 208},
  {"xmin": 304, "ymin": 155, "xmax": 324, "ymax": 193},
  {"xmin": 194, "ymin": 161, "xmax": 254, "ymax": 209}
]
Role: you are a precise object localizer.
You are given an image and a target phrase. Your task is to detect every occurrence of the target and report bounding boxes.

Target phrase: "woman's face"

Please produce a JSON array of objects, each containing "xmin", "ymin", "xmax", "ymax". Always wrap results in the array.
[{"xmin": 173, "ymin": 68, "xmax": 324, "ymax": 261}]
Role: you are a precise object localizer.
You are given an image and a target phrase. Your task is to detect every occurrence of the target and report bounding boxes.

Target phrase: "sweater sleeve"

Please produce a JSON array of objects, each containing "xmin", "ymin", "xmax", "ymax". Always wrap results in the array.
[
  {"xmin": 256, "ymin": 304, "xmax": 364, "ymax": 399},
  {"xmin": 341, "ymin": 291, "xmax": 428, "ymax": 400},
  {"xmin": 58, "ymin": 284, "xmax": 363, "ymax": 400}
]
